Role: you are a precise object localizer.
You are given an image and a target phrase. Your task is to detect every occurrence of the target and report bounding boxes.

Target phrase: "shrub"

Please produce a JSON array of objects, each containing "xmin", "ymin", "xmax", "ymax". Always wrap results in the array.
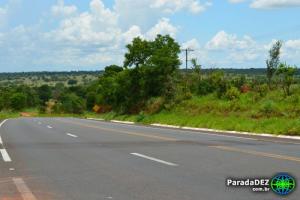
[
  {"xmin": 196, "ymin": 79, "xmax": 214, "ymax": 95},
  {"xmin": 145, "ymin": 97, "xmax": 165, "ymax": 114},
  {"xmin": 225, "ymin": 87, "xmax": 240, "ymax": 100},
  {"xmin": 259, "ymin": 100, "xmax": 280, "ymax": 117},
  {"xmin": 255, "ymin": 84, "xmax": 268, "ymax": 97},
  {"xmin": 10, "ymin": 93, "xmax": 27, "ymax": 111},
  {"xmin": 240, "ymin": 84, "xmax": 250, "ymax": 93},
  {"xmin": 59, "ymin": 94, "xmax": 86, "ymax": 114}
]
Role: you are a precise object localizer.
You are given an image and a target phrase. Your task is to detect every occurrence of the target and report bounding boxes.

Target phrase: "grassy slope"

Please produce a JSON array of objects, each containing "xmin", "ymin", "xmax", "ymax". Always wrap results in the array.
[
  {"xmin": 1, "ymin": 89, "xmax": 299, "ymax": 136},
  {"xmin": 86, "ymin": 90, "xmax": 300, "ymax": 136}
]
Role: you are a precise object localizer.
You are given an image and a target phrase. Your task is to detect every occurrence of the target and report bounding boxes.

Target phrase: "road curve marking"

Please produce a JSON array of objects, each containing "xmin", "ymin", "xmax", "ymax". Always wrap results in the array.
[
  {"xmin": 0, "ymin": 119, "xmax": 8, "ymax": 145},
  {"xmin": 131, "ymin": 153, "xmax": 178, "ymax": 166},
  {"xmin": 56, "ymin": 119, "xmax": 178, "ymax": 142},
  {"xmin": 211, "ymin": 145, "xmax": 300, "ymax": 163},
  {"xmin": 66, "ymin": 133, "xmax": 78, "ymax": 138},
  {"xmin": 0, "ymin": 149, "xmax": 12, "ymax": 162},
  {"xmin": 13, "ymin": 177, "xmax": 37, "ymax": 200}
]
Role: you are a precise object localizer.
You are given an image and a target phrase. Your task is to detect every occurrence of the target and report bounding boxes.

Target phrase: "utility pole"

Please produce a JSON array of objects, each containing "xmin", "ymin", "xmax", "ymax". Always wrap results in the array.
[
  {"xmin": 182, "ymin": 48, "xmax": 194, "ymax": 93},
  {"xmin": 182, "ymin": 48, "xmax": 194, "ymax": 73}
]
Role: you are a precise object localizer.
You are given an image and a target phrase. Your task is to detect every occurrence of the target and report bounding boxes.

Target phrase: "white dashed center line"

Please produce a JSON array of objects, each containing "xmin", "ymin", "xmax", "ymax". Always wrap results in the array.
[
  {"xmin": 13, "ymin": 177, "xmax": 37, "ymax": 200},
  {"xmin": 0, "ymin": 149, "xmax": 12, "ymax": 162},
  {"xmin": 131, "ymin": 153, "xmax": 178, "ymax": 166},
  {"xmin": 66, "ymin": 133, "xmax": 78, "ymax": 138}
]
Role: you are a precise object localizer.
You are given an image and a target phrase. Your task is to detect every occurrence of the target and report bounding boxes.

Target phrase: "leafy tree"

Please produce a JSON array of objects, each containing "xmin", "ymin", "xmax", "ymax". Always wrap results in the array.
[
  {"xmin": 103, "ymin": 65, "xmax": 123, "ymax": 77},
  {"xmin": 59, "ymin": 93, "xmax": 85, "ymax": 114},
  {"xmin": 191, "ymin": 58, "xmax": 201, "ymax": 81},
  {"xmin": 266, "ymin": 40, "xmax": 282, "ymax": 89},
  {"xmin": 86, "ymin": 92, "xmax": 97, "ymax": 110},
  {"xmin": 38, "ymin": 85, "xmax": 52, "ymax": 104},
  {"xmin": 276, "ymin": 63, "xmax": 297, "ymax": 96},
  {"xmin": 0, "ymin": 96, "xmax": 4, "ymax": 111},
  {"xmin": 124, "ymin": 37, "xmax": 151, "ymax": 68},
  {"xmin": 68, "ymin": 79, "xmax": 78, "ymax": 85},
  {"xmin": 10, "ymin": 93, "xmax": 27, "ymax": 111}
]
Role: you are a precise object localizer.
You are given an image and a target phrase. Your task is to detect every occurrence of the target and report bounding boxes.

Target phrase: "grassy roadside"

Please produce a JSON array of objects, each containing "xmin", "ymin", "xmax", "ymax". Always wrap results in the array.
[
  {"xmin": 1, "ymin": 90, "xmax": 300, "ymax": 136},
  {"xmin": 85, "ymin": 91, "xmax": 300, "ymax": 136},
  {"xmin": 85, "ymin": 112, "xmax": 300, "ymax": 136},
  {"xmin": 1, "ymin": 110, "xmax": 299, "ymax": 136}
]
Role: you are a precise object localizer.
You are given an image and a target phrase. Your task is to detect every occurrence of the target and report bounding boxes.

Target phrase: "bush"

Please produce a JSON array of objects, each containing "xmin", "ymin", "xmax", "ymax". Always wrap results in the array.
[
  {"xmin": 196, "ymin": 80, "xmax": 214, "ymax": 95},
  {"xmin": 59, "ymin": 94, "xmax": 86, "ymax": 114},
  {"xmin": 255, "ymin": 84, "xmax": 268, "ymax": 97},
  {"xmin": 225, "ymin": 87, "xmax": 240, "ymax": 100},
  {"xmin": 10, "ymin": 93, "xmax": 27, "ymax": 111},
  {"xmin": 145, "ymin": 97, "xmax": 165, "ymax": 114},
  {"xmin": 259, "ymin": 100, "xmax": 280, "ymax": 117}
]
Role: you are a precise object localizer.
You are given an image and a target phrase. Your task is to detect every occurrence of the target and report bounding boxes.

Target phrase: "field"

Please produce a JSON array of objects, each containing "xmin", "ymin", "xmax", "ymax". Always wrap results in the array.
[
  {"xmin": 0, "ymin": 71, "xmax": 101, "ymax": 87},
  {"xmin": 86, "ymin": 88, "xmax": 300, "ymax": 135}
]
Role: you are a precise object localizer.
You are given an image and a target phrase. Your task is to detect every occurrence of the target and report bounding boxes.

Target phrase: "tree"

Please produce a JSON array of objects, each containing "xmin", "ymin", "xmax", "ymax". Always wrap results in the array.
[
  {"xmin": 68, "ymin": 79, "xmax": 78, "ymax": 86},
  {"xmin": 191, "ymin": 58, "xmax": 201, "ymax": 81},
  {"xmin": 10, "ymin": 93, "xmax": 27, "ymax": 111},
  {"xmin": 124, "ymin": 37, "xmax": 151, "ymax": 68},
  {"xmin": 266, "ymin": 40, "xmax": 282, "ymax": 89},
  {"xmin": 103, "ymin": 65, "xmax": 123, "ymax": 77},
  {"xmin": 143, "ymin": 35, "xmax": 181, "ymax": 98},
  {"xmin": 38, "ymin": 85, "xmax": 52, "ymax": 104},
  {"xmin": 276, "ymin": 63, "xmax": 297, "ymax": 96},
  {"xmin": 59, "ymin": 93, "xmax": 85, "ymax": 114}
]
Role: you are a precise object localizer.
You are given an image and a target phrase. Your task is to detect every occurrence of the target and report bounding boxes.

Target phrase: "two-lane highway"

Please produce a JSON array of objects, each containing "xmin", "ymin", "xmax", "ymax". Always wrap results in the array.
[{"xmin": 1, "ymin": 117, "xmax": 299, "ymax": 199}]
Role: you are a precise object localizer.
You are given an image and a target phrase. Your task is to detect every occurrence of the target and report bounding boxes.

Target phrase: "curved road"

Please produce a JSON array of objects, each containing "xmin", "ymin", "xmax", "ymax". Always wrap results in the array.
[{"xmin": 0, "ymin": 117, "xmax": 299, "ymax": 199}]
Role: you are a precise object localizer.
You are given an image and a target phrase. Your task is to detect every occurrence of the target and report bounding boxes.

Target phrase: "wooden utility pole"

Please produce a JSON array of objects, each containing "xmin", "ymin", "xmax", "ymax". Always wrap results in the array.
[{"xmin": 182, "ymin": 48, "xmax": 194, "ymax": 73}]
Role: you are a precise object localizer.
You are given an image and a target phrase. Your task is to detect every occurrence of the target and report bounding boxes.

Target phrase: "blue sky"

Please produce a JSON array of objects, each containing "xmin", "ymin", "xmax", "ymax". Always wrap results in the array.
[{"xmin": 0, "ymin": 0, "xmax": 299, "ymax": 72}]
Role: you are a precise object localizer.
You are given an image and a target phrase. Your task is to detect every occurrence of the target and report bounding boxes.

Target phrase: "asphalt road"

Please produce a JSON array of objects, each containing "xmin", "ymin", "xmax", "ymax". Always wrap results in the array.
[{"xmin": 0, "ymin": 117, "xmax": 299, "ymax": 200}]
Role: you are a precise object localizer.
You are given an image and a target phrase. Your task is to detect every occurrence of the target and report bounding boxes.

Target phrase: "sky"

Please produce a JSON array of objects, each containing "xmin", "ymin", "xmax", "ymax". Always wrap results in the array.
[{"xmin": 0, "ymin": 0, "xmax": 299, "ymax": 72}]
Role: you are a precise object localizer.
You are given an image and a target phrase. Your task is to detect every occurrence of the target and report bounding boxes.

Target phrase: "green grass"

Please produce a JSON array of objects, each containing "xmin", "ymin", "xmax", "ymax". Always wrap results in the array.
[
  {"xmin": 0, "ymin": 111, "xmax": 20, "ymax": 120},
  {"xmin": 84, "ymin": 90, "xmax": 300, "ymax": 136},
  {"xmin": 2, "ymin": 88, "xmax": 299, "ymax": 136}
]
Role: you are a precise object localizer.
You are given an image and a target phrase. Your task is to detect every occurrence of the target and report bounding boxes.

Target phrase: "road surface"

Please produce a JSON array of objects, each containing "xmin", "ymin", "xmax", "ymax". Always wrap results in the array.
[{"xmin": 0, "ymin": 117, "xmax": 299, "ymax": 200}]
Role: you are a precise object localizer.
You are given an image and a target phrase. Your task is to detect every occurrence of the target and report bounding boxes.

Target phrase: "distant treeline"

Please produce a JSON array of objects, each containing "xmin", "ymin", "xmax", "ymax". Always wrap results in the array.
[
  {"xmin": 1, "ymin": 68, "xmax": 299, "ymax": 78},
  {"xmin": 0, "ymin": 71, "xmax": 104, "ymax": 79}
]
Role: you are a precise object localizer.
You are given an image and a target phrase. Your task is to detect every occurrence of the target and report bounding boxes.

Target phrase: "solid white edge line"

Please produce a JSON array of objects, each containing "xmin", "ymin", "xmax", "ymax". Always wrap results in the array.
[
  {"xmin": 13, "ymin": 177, "xmax": 37, "ymax": 200},
  {"xmin": 111, "ymin": 120, "xmax": 135, "ymax": 124},
  {"xmin": 66, "ymin": 133, "xmax": 78, "ymax": 138},
  {"xmin": 131, "ymin": 153, "xmax": 178, "ymax": 166},
  {"xmin": 84, "ymin": 118, "xmax": 300, "ymax": 142},
  {"xmin": 0, "ymin": 149, "xmax": 12, "ymax": 162}
]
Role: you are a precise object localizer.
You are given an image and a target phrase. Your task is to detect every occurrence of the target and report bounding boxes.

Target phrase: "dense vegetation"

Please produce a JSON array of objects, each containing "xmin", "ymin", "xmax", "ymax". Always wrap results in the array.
[{"xmin": 0, "ymin": 35, "xmax": 299, "ymax": 135}]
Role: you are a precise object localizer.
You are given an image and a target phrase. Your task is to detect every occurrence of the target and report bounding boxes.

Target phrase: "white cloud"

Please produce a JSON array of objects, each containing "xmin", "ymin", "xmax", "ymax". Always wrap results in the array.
[
  {"xmin": 206, "ymin": 31, "xmax": 256, "ymax": 50},
  {"xmin": 285, "ymin": 39, "xmax": 300, "ymax": 49},
  {"xmin": 146, "ymin": 18, "xmax": 178, "ymax": 39},
  {"xmin": 251, "ymin": 0, "xmax": 300, "ymax": 8},
  {"xmin": 114, "ymin": 0, "xmax": 210, "ymax": 31},
  {"xmin": 228, "ymin": 0, "xmax": 246, "ymax": 3},
  {"xmin": 182, "ymin": 38, "xmax": 200, "ymax": 49},
  {"xmin": 151, "ymin": 0, "xmax": 212, "ymax": 14},
  {"xmin": 229, "ymin": 0, "xmax": 300, "ymax": 8},
  {"xmin": 123, "ymin": 25, "xmax": 143, "ymax": 44},
  {"xmin": 51, "ymin": 0, "xmax": 77, "ymax": 17},
  {"xmin": 0, "ymin": 7, "xmax": 8, "ymax": 27}
]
